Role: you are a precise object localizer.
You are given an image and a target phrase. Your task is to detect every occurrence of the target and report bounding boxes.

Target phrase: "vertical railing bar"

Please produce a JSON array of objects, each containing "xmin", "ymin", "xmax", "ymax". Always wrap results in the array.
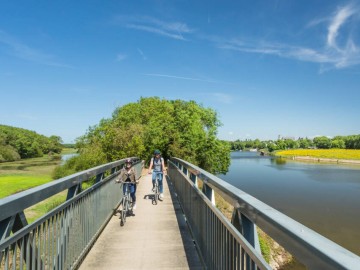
[
  {"xmin": 37, "ymin": 225, "xmax": 41, "ymax": 270},
  {"xmin": 237, "ymin": 242, "xmax": 240, "ymax": 270},
  {"xmin": 61, "ymin": 210, "xmax": 65, "ymax": 269},
  {"xmin": 220, "ymin": 225, "xmax": 224, "ymax": 269},
  {"xmin": 32, "ymin": 229, "xmax": 36, "ymax": 270},
  {"xmin": 4, "ymin": 247, "xmax": 9, "ymax": 270},
  {"xmin": 42, "ymin": 221, "xmax": 46, "ymax": 270},
  {"xmin": 50, "ymin": 216, "xmax": 54, "ymax": 270},
  {"xmin": 64, "ymin": 208, "xmax": 68, "ymax": 269},
  {"xmin": 26, "ymin": 234, "xmax": 30, "ymax": 270},
  {"xmin": 55, "ymin": 214, "xmax": 59, "ymax": 270},
  {"xmin": 20, "ymin": 238, "xmax": 24, "ymax": 270},
  {"xmin": 13, "ymin": 243, "xmax": 17, "ymax": 270},
  {"xmin": 212, "ymin": 211, "xmax": 215, "ymax": 269},
  {"xmin": 216, "ymin": 218, "xmax": 219, "ymax": 269},
  {"xmin": 34, "ymin": 224, "xmax": 41, "ymax": 269}
]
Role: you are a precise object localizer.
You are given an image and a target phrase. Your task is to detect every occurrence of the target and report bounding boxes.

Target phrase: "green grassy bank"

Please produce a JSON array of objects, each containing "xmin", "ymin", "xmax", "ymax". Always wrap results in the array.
[{"xmin": 0, "ymin": 149, "xmax": 76, "ymax": 222}]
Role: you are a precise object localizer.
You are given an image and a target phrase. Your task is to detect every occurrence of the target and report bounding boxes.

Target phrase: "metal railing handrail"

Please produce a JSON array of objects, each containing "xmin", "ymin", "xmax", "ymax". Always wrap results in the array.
[
  {"xmin": 0, "ymin": 157, "xmax": 140, "ymax": 222},
  {"xmin": 0, "ymin": 157, "xmax": 143, "ymax": 270},
  {"xmin": 170, "ymin": 157, "xmax": 360, "ymax": 270}
]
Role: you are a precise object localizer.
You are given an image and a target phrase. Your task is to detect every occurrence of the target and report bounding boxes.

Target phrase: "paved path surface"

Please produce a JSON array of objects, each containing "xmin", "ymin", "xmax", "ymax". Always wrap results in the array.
[{"xmin": 79, "ymin": 172, "xmax": 203, "ymax": 270}]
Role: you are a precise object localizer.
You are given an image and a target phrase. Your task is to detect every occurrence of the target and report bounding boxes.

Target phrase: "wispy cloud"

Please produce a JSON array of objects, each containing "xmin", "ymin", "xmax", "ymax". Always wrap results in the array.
[
  {"xmin": 114, "ymin": 16, "xmax": 194, "ymax": 40},
  {"xmin": 216, "ymin": 3, "xmax": 360, "ymax": 70},
  {"xmin": 137, "ymin": 48, "xmax": 147, "ymax": 60},
  {"xmin": 327, "ymin": 4, "xmax": 356, "ymax": 49},
  {"xmin": 0, "ymin": 30, "xmax": 71, "ymax": 67},
  {"xmin": 116, "ymin": 53, "xmax": 127, "ymax": 61},
  {"xmin": 144, "ymin": 73, "xmax": 236, "ymax": 85}
]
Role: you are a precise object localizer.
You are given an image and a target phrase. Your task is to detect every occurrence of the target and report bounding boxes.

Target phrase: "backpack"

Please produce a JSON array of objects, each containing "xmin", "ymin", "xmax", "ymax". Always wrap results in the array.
[{"xmin": 152, "ymin": 156, "xmax": 163, "ymax": 171}]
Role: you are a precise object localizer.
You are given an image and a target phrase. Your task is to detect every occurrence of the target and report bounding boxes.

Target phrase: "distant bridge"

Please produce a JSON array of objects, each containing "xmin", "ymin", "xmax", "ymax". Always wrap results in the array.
[{"xmin": 1, "ymin": 157, "xmax": 360, "ymax": 269}]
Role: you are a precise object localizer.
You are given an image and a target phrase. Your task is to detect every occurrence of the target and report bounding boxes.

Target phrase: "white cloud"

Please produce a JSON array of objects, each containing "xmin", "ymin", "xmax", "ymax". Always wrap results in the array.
[
  {"xmin": 327, "ymin": 4, "xmax": 356, "ymax": 49},
  {"xmin": 0, "ymin": 30, "xmax": 71, "ymax": 67},
  {"xmin": 215, "ymin": 3, "xmax": 360, "ymax": 70},
  {"xmin": 114, "ymin": 15, "xmax": 194, "ymax": 41}
]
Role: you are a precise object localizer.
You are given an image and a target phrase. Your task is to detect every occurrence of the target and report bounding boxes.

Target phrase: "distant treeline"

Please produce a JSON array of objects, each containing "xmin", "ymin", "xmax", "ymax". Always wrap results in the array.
[
  {"xmin": 230, "ymin": 135, "xmax": 360, "ymax": 152},
  {"xmin": 0, "ymin": 125, "xmax": 62, "ymax": 162},
  {"xmin": 62, "ymin": 144, "xmax": 75, "ymax": 148}
]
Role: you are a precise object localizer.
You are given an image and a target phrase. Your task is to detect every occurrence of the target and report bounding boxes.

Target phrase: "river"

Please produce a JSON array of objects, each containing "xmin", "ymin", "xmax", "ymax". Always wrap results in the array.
[{"xmin": 219, "ymin": 151, "xmax": 360, "ymax": 256}]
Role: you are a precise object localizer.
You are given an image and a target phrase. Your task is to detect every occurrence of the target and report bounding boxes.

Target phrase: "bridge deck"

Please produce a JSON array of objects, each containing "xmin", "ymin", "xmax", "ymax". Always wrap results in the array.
[{"xmin": 79, "ymin": 172, "xmax": 203, "ymax": 270}]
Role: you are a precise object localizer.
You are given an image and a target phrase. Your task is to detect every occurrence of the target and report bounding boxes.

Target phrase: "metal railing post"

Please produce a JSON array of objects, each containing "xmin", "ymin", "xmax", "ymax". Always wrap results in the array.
[
  {"xmin": 202, "ymin": 183, "xmax": 215, "ymax": 206},
  {"xmin": 168, "ymin": 157, "xmax": 360, "ymax": 270}
]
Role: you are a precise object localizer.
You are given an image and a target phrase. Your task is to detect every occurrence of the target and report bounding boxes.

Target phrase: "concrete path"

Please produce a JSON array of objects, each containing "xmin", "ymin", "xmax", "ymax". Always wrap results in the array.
[{"xmin": 79, "ymin": 172, "xmax": 203, "ymax": 270}]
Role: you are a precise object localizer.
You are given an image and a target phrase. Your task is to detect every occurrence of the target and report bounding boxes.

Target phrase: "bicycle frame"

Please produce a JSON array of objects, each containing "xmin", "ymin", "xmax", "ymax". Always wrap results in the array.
[
  {"xmin": 153, "ymin": 172, "xmax": 162, "ymax": 205},
  {"xmin": 120, "ymin": 182, "xmax": 133, "ymax": 226}
]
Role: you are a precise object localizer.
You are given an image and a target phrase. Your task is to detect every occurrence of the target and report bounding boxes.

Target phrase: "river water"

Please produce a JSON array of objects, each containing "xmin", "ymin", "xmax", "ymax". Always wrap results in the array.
[{"xmin": 219, "ymin": 151, "xmax": 360, "ymax": 256}]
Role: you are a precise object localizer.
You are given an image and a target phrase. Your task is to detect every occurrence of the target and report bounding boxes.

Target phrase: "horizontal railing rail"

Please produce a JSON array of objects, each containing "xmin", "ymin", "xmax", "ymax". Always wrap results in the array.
[
  {"xmin": 168, "ymin": 157, "xmax": 360, "ymax": 270},
  {"xmin": 0, "ymin": 157, "xmax": 143, "ymax": 270}
]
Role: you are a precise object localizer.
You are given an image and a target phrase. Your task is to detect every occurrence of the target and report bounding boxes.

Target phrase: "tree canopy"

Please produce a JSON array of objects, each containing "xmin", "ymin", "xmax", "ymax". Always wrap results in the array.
[
  {"xmin": 229, "ymin": 135, "xmax": 360, "ymax": 152},
  {"xmin": 55, "ymin": 97, "xmax": 230, "ymax": 178},
  {"xmin": 0, "ymin": 125, "xmax": 63, "ymax": 162}
]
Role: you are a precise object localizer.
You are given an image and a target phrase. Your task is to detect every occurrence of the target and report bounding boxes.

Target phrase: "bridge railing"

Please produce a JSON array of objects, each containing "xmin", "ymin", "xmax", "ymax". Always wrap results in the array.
[
  {"xmin": 0, "ymin": 157, "xmax": 143, "ymax": 270},
  {"xmin": 168, "ymin": 157, "xmax": 360, "ymax": 270}
]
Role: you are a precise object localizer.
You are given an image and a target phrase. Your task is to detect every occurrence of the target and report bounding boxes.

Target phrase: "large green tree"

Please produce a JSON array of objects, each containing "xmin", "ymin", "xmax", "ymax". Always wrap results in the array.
[
  {"xmin": 0, "ymin": 125, "xmax": 63, "ymax": 162},
  {"xmin": 59, "ymin": 97, "xmax": 230, "ymax": 176}
]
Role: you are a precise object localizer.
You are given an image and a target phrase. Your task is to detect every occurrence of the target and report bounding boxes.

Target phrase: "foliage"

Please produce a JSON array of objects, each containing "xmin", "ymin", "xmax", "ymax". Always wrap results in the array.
[
  {"xmin": 313, "ymin": 136, "xmax": 331, "ymax": 149},
  {"xmin": 275, "ymin": 149, "xmax": 360, "ymax": 160},
  {"xmin": 259, "ymin": 233, "xmax": 271, "ymax": 263},
  {"xmin": 57, "ymin": 97, "xmax": 230, "ymax": 178},
  {"xmin": 0, "ymin": 125, "xmax": 63, "ymax": 162},
  {"xmin": 0, "ymin": 144, "xmax": 21, "ymax": 162},
  {"xmin": 229, "ymin": 135, "xmax": 360, "ymax": 152}
]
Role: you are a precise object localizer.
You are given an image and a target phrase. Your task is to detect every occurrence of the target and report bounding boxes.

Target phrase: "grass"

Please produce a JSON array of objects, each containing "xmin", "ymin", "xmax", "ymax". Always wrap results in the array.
[
  {"xmin": 61, "ymin": 147, "xmax": 77, "ymax": 155},
  {"xmin": 276, "ymin": 149, "xmax": 360, "ymax": 160},
  {"xmin": 0, "ymin": 156, "xmax": 59, "ymax": 199},
  {"xmin": 0, "ymin": 149, "xmax": 75, "ymax": 223},
  {"xmin": 25, "ymin": 191, "xmax": 67, "ymax": 223},
  {"xmin": 0, "ymin": 174, "xmax": 52, "ymax": 198}
]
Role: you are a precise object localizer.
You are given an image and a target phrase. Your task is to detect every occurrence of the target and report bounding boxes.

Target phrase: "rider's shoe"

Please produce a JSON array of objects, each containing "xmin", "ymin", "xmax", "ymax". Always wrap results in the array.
[
  {"xmin": 152, "ymin": 186, "xmax": 156, "ymax": 192},
  {"xmin": 159, "ymin": 193, "xmax": 164, "ymax": 200},
  {"xmin": 132, "ymin": 202, "xmax": 137, "ymax": 210}
]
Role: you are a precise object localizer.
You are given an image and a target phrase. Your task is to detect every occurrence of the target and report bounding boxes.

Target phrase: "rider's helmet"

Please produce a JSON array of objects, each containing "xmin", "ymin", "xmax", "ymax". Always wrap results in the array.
[
  {"xmin": 125, "ymin": 158, "xmax": 133, "ymax": 168},
  {"xmin": 154, "ymin": 149, "xmax": 161, "ymax": 155}
]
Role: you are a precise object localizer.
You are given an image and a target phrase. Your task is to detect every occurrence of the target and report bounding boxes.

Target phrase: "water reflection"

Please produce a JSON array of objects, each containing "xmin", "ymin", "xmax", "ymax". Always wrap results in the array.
[{"xmin": 220, "ymin": 151, "xmax": 360, "ymax": 256}]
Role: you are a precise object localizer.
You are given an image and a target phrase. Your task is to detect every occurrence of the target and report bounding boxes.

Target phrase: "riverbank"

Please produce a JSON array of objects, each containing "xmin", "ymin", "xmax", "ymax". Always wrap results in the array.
[
  {"xmin": 275, "ymin": 149, "xmax": 360, "ymax": 165},
  {"xmin": 285, "ymin": 155, "xmax": 360, "ymax": 165}
]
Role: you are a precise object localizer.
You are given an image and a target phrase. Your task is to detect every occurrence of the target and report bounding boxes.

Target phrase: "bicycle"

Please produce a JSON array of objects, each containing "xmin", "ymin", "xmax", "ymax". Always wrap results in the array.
[
  {"xmin": 118, "ymin": 182, "xmax": 133, "ymax": 226},
  {"xmin": 152, "ymin": 172, "xmax": 163, "ymax": 205}
]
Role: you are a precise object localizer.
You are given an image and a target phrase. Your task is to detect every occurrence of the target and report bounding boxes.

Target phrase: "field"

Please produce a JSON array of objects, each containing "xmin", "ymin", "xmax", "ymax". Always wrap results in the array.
[
  {"xmin": 275, "ymin": 149, "xmax": 360, "ymax": 160},
  {"xmin": 0, "ymin": 156, "xmax": 59, "ymax": 198},
  {"xmin": 0, "ymin": 149, "xmax": 76, "ymax": 223}
]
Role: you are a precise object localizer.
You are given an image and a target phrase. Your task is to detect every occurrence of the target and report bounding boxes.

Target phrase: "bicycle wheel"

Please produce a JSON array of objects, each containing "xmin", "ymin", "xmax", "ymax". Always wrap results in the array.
[
  {"xmin": 120, "ymin": 198, "xmax": 128, "ymax": 226},
  {"xmin": 154, "ymin": 182, "xmax": 158, "ymax": 205}
]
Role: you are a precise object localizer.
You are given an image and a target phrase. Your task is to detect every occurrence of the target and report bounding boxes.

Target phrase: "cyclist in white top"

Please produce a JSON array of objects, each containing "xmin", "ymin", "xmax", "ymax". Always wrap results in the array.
[{"xmin": 148, "ymin": 150, "xmax": 166, "ymax": 200}]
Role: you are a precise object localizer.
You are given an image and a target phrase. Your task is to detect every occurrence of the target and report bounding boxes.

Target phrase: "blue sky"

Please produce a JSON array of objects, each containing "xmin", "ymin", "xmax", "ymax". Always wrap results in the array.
[{"xmin": 1, "ymin": 1, "xmax": 360, "ymax": 143}]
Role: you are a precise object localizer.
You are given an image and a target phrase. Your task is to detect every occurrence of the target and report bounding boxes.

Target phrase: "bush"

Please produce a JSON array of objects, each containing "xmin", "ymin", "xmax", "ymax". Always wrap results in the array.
[{"xmin": 0, "ymin": 145, "xmax": 21, "ymax": 162}]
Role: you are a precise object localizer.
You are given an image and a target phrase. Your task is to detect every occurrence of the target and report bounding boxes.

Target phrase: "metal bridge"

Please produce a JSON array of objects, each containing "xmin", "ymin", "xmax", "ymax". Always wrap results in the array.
[{"xmin": 1, "ymin": 157, "xmax": 360, "ymax": 269}]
